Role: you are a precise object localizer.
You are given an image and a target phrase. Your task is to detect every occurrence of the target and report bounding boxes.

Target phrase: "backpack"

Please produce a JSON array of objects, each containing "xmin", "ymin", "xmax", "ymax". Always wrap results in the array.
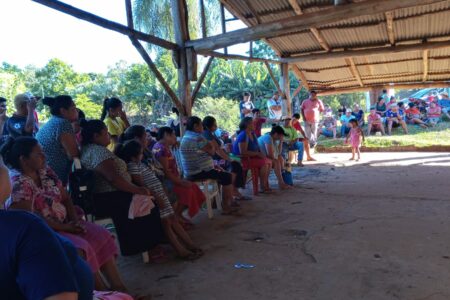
[{"xmin": 68, "ymin": 158, "xmax": 95, "ymax": 216}]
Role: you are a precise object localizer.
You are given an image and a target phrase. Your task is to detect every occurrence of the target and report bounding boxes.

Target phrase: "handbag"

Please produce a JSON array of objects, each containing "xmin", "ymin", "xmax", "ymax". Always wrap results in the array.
[
  {"xmin": 68, "ymin": 158, "xmax": 95, "ymax": 215},
  {"xmin": 282, "ymin": 170, "xmax": 293, "ymax": 186}
]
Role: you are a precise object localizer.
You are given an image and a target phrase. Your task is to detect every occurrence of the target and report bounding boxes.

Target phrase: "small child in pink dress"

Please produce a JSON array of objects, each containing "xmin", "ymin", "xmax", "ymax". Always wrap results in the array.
[{"xmin": 345, "ymin": 119, "xmax": 365, "ymax": 161}]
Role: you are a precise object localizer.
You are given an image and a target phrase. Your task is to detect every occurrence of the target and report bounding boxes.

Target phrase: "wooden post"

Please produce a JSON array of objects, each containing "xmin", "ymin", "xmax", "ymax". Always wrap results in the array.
[
  {"xmin": 199, "ymin": 0, "xmax": 207, "ymax": 38},
  {"xmin": 171, "ymin": 0, "xmax": 192, "ymax": 120},
  {"xmin": 280, "ymin": 63, "xmax": 292, "ymax": 116},
  {"xmin": 265, "ymin": 62, "xmax": 283, "ymax": 96},
  {"xmin": 220, "ymin": 3, "xmax": 228, "ymax": 55}
]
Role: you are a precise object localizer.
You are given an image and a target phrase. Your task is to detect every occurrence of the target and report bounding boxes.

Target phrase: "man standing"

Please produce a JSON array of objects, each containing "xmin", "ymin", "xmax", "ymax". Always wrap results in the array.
[
  {"xmin": 239, "ymin": 92, "xmax": 255, "ymax": 119},
  {"xmin": 301, "ymin": 90, "xmax": 324, "ymax": 147},
  {"xmin": 267, "ymin": 91, "xmax": 283, "ymax": 121}
]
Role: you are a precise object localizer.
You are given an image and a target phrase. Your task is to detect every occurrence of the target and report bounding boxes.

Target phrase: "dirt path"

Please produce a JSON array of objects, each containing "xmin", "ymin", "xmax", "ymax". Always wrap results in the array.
[{"xmin": 118, "ymin": 152, "xmax": 450, "ymax": 300}]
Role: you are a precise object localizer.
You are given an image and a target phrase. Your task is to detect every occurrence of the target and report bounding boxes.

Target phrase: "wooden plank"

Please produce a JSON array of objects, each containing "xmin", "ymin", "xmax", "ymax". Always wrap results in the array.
[
  {"xmin": 125, "ymin": 0, "xmax": 133, "ymax": 29},
  {"xmin": 186, "ymin": 0, "xmax": 444, "ymax": 52},
  {"xmin": 423, "ymin": 49, "xmax": 429, "ymax": 82},
  {"xmin": 385, "ymin": 11, "xmax": 395, "ymax": 45},
  {"xmin": 33, "ymin": 0, "xmax": 177, "ymax": 50},
  {"xmin": 244, "ymin": 0, "xmax": 262, "ymax": 24},
  {"xmin": 220, "ymin": 3, "xmax": 228, "ymax": 55},
  {"xmin": 199, "ymin": 0, "xmax": 207, "ymax": 38},
  {"xmin": 290, "ymin": 65, "xmax": 311, "ymax": 91},
  {"xmin": 318, "ymin": 81, "xmax": 450, "ymax": 95},
  {"xmin": 281, "ymin": 63, "xmax": 292, "ymax": 116},
  {"xmin": 282, "ymin": 39, "xmax": 450, "ymax": 63},
  {"xmin": 310, "ymin": 27, "xmax": 331, "ymax": 51},
  {"xmin": 345, "ymin": 57, "xmax": 364, "ymax": 87},
  {"xmin": 292, "ymin": 82, "xmax": 303, "ymax": 98},
  {"xmin": 199, "ymin": 51, "xmax": 281, "ymax": 64},
  {"xmin": 264, "ymin": 62, "xmax": 283, "ymax": 96},
  {"xmin": 287, "ymin": 0, "xmax": 303, "ymax": 15},
  {"xmin": 192, "ymin": 57, "xmax": 214, "ymax": 104}
]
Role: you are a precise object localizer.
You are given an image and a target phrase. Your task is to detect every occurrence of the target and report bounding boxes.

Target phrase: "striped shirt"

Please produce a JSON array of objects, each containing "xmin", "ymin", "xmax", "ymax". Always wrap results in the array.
[{"xmin": 179, "ymin": 130, "xmax": 214, "ymax": 177}]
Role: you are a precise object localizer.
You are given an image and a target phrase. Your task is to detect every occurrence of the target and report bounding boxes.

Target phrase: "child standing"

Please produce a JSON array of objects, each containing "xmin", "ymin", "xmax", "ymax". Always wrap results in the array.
[
  {"xmin": 345, "ymin": 119, "xmax": 365, "ymax": 161},
  {"xmin": 115, "ymin": 140, "xmax": 203, "ymax": 261}
]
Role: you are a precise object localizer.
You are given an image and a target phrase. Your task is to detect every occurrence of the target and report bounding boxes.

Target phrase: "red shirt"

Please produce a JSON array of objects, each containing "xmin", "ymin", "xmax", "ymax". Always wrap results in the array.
[{"xmin": 253, "ymin": 117, "xmax": 266, "ymax": 137}]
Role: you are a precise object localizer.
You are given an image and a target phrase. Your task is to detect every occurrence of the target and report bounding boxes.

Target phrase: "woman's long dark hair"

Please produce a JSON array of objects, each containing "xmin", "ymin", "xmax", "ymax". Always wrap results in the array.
[
  {"xmin": 42, "ymin": 95, "xmax": 74, "ymax": 116},
  {"xmin": 80, "ymin": 120, "xmax": 107, "ymax": 146},
  {"xmin": 119, "ymin": 125, "xmax": 146, "ymax": 143},
  {"xmin": 238, "ymin": 117, "xmax": 253, "ymax": 134},
  {"xmin": 0, "ymin": 137, "xmax": 39, "ymax": 170},
  {"xmin": 114, "ymin": 140, "xmax": 142, "ymax": 163},
  {"xmin": 100, "ymin": 97, "xmax": 122, "ymax": 121},
  {"xmin": 156, "ymin": 127, "xmax": 174, "ymax": 141}
]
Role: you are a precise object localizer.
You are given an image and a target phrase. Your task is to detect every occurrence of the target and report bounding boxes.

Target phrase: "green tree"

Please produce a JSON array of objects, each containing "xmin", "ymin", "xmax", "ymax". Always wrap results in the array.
[
  {"xmin": 74, "ymin": 94, "xmax": 103, "ymax": 119},
  {"xmin": 192, "ymin": 96, "xmax": 239, "ymax": 132}
]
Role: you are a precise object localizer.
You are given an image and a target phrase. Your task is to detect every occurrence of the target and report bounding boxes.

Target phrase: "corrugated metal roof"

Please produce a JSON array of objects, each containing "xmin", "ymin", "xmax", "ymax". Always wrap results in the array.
[{"xmin": 221, "ymin": 0, "xmax": 450, "ymax": 92}]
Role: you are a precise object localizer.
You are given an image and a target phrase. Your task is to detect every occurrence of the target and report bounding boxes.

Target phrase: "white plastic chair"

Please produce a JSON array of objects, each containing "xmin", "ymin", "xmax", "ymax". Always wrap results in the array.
[{"xmin": 194, "ymin": 179, "xmax": 222, "ymax": 219}]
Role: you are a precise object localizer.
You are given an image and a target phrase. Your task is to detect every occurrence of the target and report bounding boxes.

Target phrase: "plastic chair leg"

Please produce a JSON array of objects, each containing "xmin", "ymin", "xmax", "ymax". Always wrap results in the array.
[{"xmin": 251, "ymin": 168, "xmax": 259, "ymax": 195}]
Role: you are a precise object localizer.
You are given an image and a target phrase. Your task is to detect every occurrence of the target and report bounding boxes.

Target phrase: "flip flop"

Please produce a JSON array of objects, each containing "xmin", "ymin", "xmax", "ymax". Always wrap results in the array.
[{"xmin": 178, "ymin": 252, "xmax": 201, "ymax": 261}]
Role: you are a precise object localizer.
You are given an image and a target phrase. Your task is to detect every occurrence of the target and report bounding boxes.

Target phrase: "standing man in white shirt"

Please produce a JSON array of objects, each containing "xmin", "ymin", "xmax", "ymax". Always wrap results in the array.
[{"xmin": 267, "ymin": 91, "xmax": 283, "ymax": 121}]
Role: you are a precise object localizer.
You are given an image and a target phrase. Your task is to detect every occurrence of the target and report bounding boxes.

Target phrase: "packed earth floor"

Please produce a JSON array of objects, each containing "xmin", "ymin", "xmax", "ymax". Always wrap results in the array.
[{"xmin": 118, "ymin": 152, "xmax": 450, "ymax": 300}]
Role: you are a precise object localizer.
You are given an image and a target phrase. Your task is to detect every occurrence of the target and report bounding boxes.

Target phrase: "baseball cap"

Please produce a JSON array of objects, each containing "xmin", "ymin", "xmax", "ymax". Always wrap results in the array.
[{"xmin": 345, "ymin": 108, "xmax": 352, "ymax": 113}]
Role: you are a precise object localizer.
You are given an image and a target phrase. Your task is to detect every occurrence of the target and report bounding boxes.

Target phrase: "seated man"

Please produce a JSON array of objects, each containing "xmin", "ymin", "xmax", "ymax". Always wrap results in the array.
[
  {"xmin": 3, "ymin": 93, "xmax": 38, "ymax": 138},
  {"xmin": 426, "ymin": 101, "xmax": 442, "ymax": 127},
  {"xmin": 352, "ymin": 104, "xmax": 365, "ymax": 127},
  {"xmin": 281, "ymin": 117, "xmax": 305, "ymax": 167},
  {"xmin": 340, "ymin": 109, "xmax": 355, "ymax": 137},
  {"xmin": 438, "ymin": 92, "xmax": 450, "ymax": 119},
  {"xmin": 386, "ymin": 103, "xmax": 408, "ymax": 135},
  {"xmin": 367, "ymin": 106, "xmax": 385, "ymax": 135},
  {"xmin": 257, "ymin": 125, "xmax": 290, "ymax": 190},
  {"xmin": 179, "ymin": 116, "xmax": 237, "ymax": 215},
  {"xmin": 405, "ymin": 102, "xmax": 427, "ymax": 129},
  {"xmin": 320, "ymin": 111, "xmax": 337, "ymax": 139}
]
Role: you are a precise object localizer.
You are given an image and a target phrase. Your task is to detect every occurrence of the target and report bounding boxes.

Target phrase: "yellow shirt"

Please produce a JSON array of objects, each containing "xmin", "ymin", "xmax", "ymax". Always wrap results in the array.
[{"xmin": 104, "ymin": 116, "xmax": 126, "ymax": 151}]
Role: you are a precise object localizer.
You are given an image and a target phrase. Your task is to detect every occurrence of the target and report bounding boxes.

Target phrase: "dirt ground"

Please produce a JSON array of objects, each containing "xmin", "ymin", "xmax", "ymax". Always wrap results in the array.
[{"xmin": 118, "ymin": 152, "xmax": 450, "ymax": 300}]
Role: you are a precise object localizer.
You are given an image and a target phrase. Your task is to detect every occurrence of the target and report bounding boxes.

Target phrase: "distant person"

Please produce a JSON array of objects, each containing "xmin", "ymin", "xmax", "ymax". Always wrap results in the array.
[
  {"xmin": 2, "ymin": 93, "xmax": 38, "ymax": 138},
  {"xmin": 352, "ymin": 104, "xmax": 365, "ymax": 127},
  {"xmin": 386, "ymin": 104, "xmax": 408, "ymax": 135},
  {"xmin": 267, "ymin": 91, "xmax": 283, "ymax": 120},
  {"xmin": 337, "ymin": 104, "xmax": 347, "ymax": 118},
  {"xmin": 0, "ymin": 97, "xmax": 7, "ymax": 139},
  {"xmin": 37, "ymin": 96, "xmax": 80, "ymax": 184},
  {"xmin": 438, "ymin": 92, "xmax": 450, "ymax": 119},
  {"xmin": 340, "ymin": 109, "xmax": 355, "ymax": 137},
  {"xmin": 426, "ymin": 101, "xmax": 441, "ymax": 127},
  {"xmin": 252, "ymin": 108, "xmax": 266, "ymax": 137},
  {"xmin": 320, "ymin": 111, "xmax": 337, "ymax": 139},
  {"xmin": 282, "ymin": 117, "xmax": 305, "ymax": 167},
  {"xmin": 381, "ymin": 89, "xmax": 389, "ymax": 102},
  {"xmin": 405, "ymin": 102, "xmax": 427, "ymax": 129},
  {"xmin": 345, "ymin": 119, "xmax": 364, "ymax": 161},
  {"xmin": 376, "ymin": 96, "xmax": 387, "ymax": 117},
  {"xmin": 291, "ymin": 113, "xmax": 315, "ymax": 161},
  {"xmin": 301, "ymin": 90, "xmax": 324, "ymax": 147},
  {"xmin": 239, "ymin": 92, "xmax": 255, "ymax": 119},
  {"xmin": 167, "ymin": 107, "xmax": 182, "ymax": 137},
  {"xmin": 101, "ymin": 97, "xmax": 130, "ymax": 151},
  {"xmin": 367, "ymin": 106, "xmax": 385, "ymax": 135},
  {"xmin": 386, "ymin": 96, "xmax": 397, "ymax": 108}
]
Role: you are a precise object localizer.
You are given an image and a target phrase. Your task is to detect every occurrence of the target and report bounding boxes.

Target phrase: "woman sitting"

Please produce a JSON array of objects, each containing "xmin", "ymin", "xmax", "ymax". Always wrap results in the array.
[
  {"xmin": 231, "ymin": 117, "xmax": 270, "ymax": 195},
  {"xmin": 36, "ymin": 96, "xmax": 80, "ymax": 185},
  {"xmin": 152, "ymin": 127, "xmax": 205, "ymax": 223},
  {"xmin": 115, "ymin": 140, "xmax": 203, "ymax": 260},
  {"xmin": 1, "ymin": 136, "xmax": 126, "ymax": 293},
  {"xmin": 202, "ymin": 116, "xmax": 248, "ymax": 203},
  {"xmin": 79, "ymin": 120, "xmax": 165, "ymax": 261}
]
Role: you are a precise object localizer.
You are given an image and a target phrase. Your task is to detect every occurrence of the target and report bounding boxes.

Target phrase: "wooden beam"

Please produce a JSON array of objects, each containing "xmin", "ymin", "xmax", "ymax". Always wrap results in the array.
[
  {"xmin": 243, "ymin": 0, "xmax": 262, "ymax": 24},
  {"xmin": 318, "ymin": 81, "xmax": 450, "ymax": 96},
  {"xmin": 220, "ymin": 3, "xmax": 228, "ymax": 55},
  {"xmin": 292, "ymin": 82, "xmax": 303, "ymax": 98},
  {"xmin": 191, "ymin": 57, "xmax": 214, "ymax": 104},
  {"xmin": 310, "ymin": 27, "xmax": 331, "ymax": 52},
  {"xmin": 423, "ymin": 50, "xmax": 429, "ymax": 82},
  {"xmin": 281, "ymin": 64, "xmax": 292, "ymax": 116},
  {"xmin": 186, "ymin": 0, "xmax": 444, "ymax": 52},
  {"xmin": 199, "ymin": 51, "xmax": 281, "ymax": 64},
  {"xmin": 287, "ymin": 0, "xmax": 303, "ymax": 15},
  {"xmin": 199, "ymin": 0, "xmax": 207, "ymax": 38},
  {"xmin": 283, "ymin": 39, "xmax": 450, "ymax": 63},
  {"xmin": 264, "ymin": 62, "xmax": 283, "ymax": 96},
  {"xmin": 32, "ymin": 0, "xmax": 177, "ymax": 50},
  {"xmin": 345, "ymin": 58, "xmax": 364, "ymax": 87},
  {"xmin": 385, "ymin": 11, "xmax": 395, "ymax": 45},
  {"xmin": 290, "ymin": 65, "xmax": 311, "ymax": 91}
]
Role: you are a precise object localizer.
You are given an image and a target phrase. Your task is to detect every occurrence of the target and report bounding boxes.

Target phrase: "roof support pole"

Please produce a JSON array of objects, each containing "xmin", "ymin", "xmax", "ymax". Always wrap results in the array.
[
  {"xmin": 264, "ymin": 62, "xmax": 283, "ymax": 96},
  {"xmin": 192, "ymin": 57, "xmax": 214, "ymax": 104},
  {"xmin": 280, "ymin": 63, "xmax": 292, "ymax": 116},
  {"xmin": 171, "ymin": 0, "xmax": 193, "ymax": 121}
]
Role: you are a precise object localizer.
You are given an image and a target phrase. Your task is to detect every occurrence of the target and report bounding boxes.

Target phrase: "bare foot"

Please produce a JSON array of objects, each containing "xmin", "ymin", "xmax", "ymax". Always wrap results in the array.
[
  {"xmin": 307, "ymin": 157, "xmax": 316, "ymax": 161},
  {"xmin": 349, "ymin": 158, "xmax": 355, "ymax": 161},
  {"xmin": 297, "ymin": 162, "xmax": 304, "ymax": 167},
  {"xmin": 280, "ymin": 184, "xmax": 293, "ymax": 190}
]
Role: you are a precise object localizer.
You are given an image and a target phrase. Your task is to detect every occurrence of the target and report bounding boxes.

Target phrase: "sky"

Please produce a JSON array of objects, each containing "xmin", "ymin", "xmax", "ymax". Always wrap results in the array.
[{"xmin": 0, "ymin": 0, "xmax": 248, "ymax": 73}]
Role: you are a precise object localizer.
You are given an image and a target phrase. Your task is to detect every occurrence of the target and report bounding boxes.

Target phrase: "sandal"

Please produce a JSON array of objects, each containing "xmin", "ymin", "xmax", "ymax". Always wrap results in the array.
[{"xmin": 178, "ymin": 251, "xmax": 201, "ymax": 261}]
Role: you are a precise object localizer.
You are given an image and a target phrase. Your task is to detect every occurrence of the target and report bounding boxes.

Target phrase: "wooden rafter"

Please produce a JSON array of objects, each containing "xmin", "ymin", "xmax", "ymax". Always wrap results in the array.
[
  {"xmin": 290, "ymin": 65, "xmax": 311, "ymax": 91},
  {"xmin": 32, "ymin": 0, "xmax": 177, "ymax": 50},
  {"xmin": 244, "ymin": 0, "xmax": 262, "ymax": 24},
  {"xmin": 264, "ymin": 62, "xmax": 283, "ymax": 95},
  {"xmin": 186, "ymin": 0, "xmax": 444, "ymax": 52},
  {"xmin": 199, "ymin": 0, "xmax": 207, "ymax": 38},
  {"xmin": 199, "ymin": 51, "xmax": 281, "ymax": 64},
  {"xmin": 282, "ymin": 39, "xmax": 450, "ymax": 63},
  {"xmin": 423, "ymin": 50, "xmax": 429, "ymax": 82},
  {"xmin": 292, "ymin": 82, "xmax": 303, "ymax": 98},
  {"xmin": 345, "ymin": 58, "xmax": 364, "ymax": 87},
  {"xmin": 287, "ymin": 0, "xmax": 303, "ymax": 15},
  {"xmin": 385, "ymin": 11, "xmax": 395, "ymax": 45},
  {"xmin": 191, "ymin": 57, "xmax": 214, "ymax": 104}
]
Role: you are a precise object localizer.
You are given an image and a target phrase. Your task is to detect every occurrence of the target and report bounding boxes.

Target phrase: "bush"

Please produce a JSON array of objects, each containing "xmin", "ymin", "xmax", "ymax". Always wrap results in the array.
[{"xmin": 192, "ymin": 97, "xmax": 240, "ymax": 133}]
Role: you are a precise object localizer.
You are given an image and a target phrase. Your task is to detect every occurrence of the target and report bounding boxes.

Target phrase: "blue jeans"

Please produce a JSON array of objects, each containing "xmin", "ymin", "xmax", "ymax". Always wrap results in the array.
[
  {"xmin": 340, "ymin": 125, "xmax": 350, "ymax": 137},
  {"xmin": 283, "ymin": 141, "xmax": 304, "ymax": 162}
]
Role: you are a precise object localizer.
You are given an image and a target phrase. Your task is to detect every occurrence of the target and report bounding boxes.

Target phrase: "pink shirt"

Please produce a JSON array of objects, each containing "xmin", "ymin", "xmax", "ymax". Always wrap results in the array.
[
  {"xmin": 301, "ymin": 98, "xmax": 324, "ymax": 123},
  {"xmin": 428, "ymin": 106, "xmax": 441, "ymax": 118},
  {"xmin": 368, "ymin": 113, "xmax": 381, "ymax": 123}
]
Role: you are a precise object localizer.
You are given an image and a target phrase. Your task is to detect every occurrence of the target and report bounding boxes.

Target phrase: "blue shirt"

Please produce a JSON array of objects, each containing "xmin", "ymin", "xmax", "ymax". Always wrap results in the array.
[
  {"xmin": 180, "ymin": 130, "xmax": 214, "ymax": 177},
  {"xmin": 232, "ymin": 131, "xmax": 260, "ymax": 156},
  {"xmin": 352, "ymin": 110, "xmax": 364, "ymax": 122},
  {"xmin": 0, "ymin": 210, "xmax": 79, "ymax": 300},
  {"xmin": 340, "ymin": 114, "xmax": 355, "ymax": 125},
  {"xmin": 36, "ymin": 116, "xmax": 74, "ymax": 184},
  {"xmin": 386, "ymin": 109, "xmax": 404, "ymax": 118},
  {"xmin": 239, "ymin": 101, "xmax": 255, "ymax": 119},
  {"xmin": 257, "ymin": 133, "xmax": 274, "ymax": 157}
]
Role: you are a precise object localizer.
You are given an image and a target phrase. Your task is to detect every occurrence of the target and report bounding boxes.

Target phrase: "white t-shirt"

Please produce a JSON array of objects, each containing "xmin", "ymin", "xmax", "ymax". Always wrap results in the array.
[{"xmin": 267, "ymin": 98, "xmax": 282, "ymax": 119}]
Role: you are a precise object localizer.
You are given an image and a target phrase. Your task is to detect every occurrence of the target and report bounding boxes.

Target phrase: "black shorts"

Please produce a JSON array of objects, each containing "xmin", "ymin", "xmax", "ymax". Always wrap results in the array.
[{"xmin": 188, "ymin": 169, "xmax": 232, "ymax": 186}]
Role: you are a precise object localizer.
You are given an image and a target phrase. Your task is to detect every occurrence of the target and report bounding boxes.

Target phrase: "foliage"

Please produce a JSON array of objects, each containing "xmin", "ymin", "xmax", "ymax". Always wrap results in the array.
[
  {"xmin": 192, "ymin": 96, "xmax": 239, "ymax": 133},
  {"xmin": 74, "ymin": 94, "xmax": 103, "ymax": 120}
]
